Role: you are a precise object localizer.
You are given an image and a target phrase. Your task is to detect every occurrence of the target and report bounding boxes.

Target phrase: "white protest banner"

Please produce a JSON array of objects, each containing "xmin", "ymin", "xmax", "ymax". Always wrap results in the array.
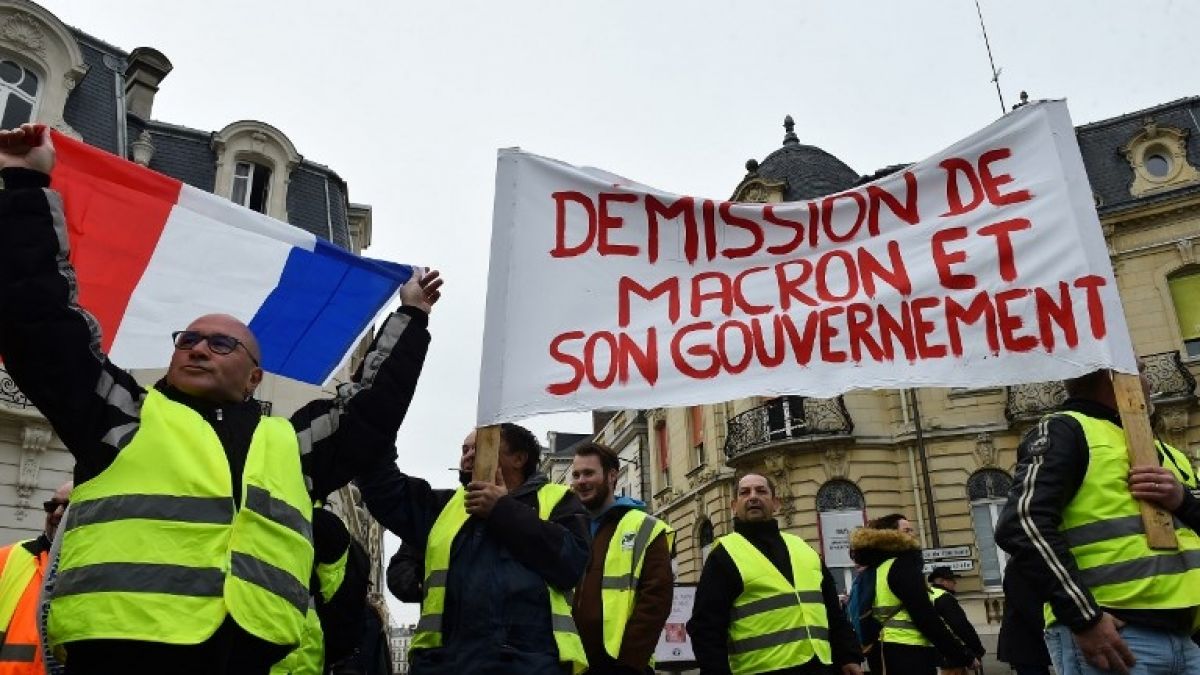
[{"xmin": 478, "ymin": 101, "xmax": 1136, "ymax": 424}]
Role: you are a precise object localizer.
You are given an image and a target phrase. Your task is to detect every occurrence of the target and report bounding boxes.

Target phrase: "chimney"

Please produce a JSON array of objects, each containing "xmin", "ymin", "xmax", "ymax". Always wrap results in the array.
[{"xmin": 124, "ymin": 47, "xmax": 173, "ymax": 120}]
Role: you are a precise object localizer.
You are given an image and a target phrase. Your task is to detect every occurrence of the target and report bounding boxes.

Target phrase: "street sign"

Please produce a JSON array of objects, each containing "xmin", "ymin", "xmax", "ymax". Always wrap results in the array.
[
  {"xmin": 922, "ymin": 559, "xmax": 974, "ymax": 574},
  {"xmin": 923, "ymin": 546, "xmax": 971, "ymax": 561}
]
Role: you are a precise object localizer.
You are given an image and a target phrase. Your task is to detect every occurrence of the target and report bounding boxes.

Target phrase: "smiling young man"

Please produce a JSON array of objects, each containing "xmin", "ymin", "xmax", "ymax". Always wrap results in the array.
[
  {"xmin": 569, "ymin": 442, "xmax": 673, "ymax": 675},
  {"xmin": 0, "ymin": 124, "xmax": 440, "ymax": 675},
  {"xmin": 687, "ymin": 473, "xmax": 863, "ymax": 675}
]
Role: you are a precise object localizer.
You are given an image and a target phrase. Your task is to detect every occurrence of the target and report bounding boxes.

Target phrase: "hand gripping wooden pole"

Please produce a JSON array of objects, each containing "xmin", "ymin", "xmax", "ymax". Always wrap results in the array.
[
  {"xmin": 1112, "ymin": 372, "xmax": 1178, "ymax": 550},
  {"xmin": 473, "ymin": 425, "xmax": 501, "ymax": 483}
]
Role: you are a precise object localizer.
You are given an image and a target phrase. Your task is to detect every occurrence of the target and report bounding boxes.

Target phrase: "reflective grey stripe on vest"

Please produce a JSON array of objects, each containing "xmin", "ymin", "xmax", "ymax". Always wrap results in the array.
[
  {"xmin": 0, "ymin": 644, "xmax": 37, "ymax": 662},
  {"xmin": 416, "ymin": 614, "xmax": 441, "ymax": 633},
  {"xmin": 54, "ymin": 562, "xmax": 224, "ymax": 599},
  {"xmin": 65, "ymin": 494, "xmax": 234, "ymax": 530},
  {"xmin": 1064, "ymin": 514, "xmax": 1185, "ymax": 549},
  {"xmin": 629, "ymin": 515, "xmax": 660, "ymax": 571},
  {"xmin": 421, "ymin": 569, "xmax": 448, "ymax": 601},
  {"xmin": 1078, "ymin": 549, "xmax": 1200, "ymax": 588},
  {"xmin": 245, "ymin": 486, "xmax": 312, "ymax": 542},
  {"xmin": 551, "ymin": 613, "xmax": 578, "ymax": 632},
  {"xmin": 731, "ymin": 591, "xmax": 824, "ymax": 621},
  {"xmin": 231, "ymin": 552, "xmax": 309, "ymax": 615},
  {"xmin": 886, "ymin": 619, "xmax": 918, "ymax": 630},
  {"xmin": 874, "ymin": 604, "xmax": 901, "ymax": 625},
  {"xmin": 729, "ymin": 626, "xmax": 830, "ymax": 655},
  {"xmin": 601, "ymin": 573, "xmax": 636, "ymax": 590}
]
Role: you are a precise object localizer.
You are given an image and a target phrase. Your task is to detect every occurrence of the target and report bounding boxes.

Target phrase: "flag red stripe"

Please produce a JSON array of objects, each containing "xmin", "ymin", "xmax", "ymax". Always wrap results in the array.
[{"xmin": 49, "ymin": 132, "xmax": 182, "ymax": 353}]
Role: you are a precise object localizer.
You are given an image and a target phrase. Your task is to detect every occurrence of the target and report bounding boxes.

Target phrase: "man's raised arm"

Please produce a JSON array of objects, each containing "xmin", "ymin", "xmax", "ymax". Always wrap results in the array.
[{"xmin": 0, "ymin": 125, "xmax": 146, "ymax": 479}]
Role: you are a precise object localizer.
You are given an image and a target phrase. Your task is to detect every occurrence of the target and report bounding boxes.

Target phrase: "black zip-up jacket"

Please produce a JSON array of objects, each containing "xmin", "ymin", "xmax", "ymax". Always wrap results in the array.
[
  {"xmin": 355, "ymin": 462, "xmax": 590, "ymax": 674},
  {"xmin": 848, "ymin": 527, "xmax": 974, "ymax": 668},
  {"xmin": 994, "ymin": 397, "xmax": 1200, "ymax": 634},
  {"xmin": 685, "ymin": 518, "xmax": 863, "ymax": 675},
  {"xmin": 0, "ymin": 167, "xmax": 430, "ymax": 669},
  {"xmin": 931, "ymin": 587, "xmax": 985, "ymax": 659}
]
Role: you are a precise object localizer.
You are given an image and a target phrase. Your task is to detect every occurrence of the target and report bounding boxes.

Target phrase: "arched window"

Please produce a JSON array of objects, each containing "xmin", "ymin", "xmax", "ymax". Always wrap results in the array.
[
  {"xmin": 816, "ymin": 479, "xmax": 865, "ymax": 595},
  {"xmin": 968, "ymin": 469, "xmax": 1013, "ymax": 589},
  {"xmin": 0, "ymin": 58, "xmax": 39, "ymax": 128},
  {"xmin": 698, "ymin": 518, "xmax": 715, "ymax": 563},
  {"xmin": 1168, "ymin": 267, "xmax": 1200, "ymax": 358}
]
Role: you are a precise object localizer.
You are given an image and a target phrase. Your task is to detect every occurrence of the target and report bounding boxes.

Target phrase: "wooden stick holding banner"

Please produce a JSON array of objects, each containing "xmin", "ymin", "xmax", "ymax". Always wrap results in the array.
[
  {"xmin": 473, "ymin": 425, "xmax": 502, "ymax": 483},
  {"xmin": 1112, "ymin": 373, "xmax": 1177, "ymax": 549}
]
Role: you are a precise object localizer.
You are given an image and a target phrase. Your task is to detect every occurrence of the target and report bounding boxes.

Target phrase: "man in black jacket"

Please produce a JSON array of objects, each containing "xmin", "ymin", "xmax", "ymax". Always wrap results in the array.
[
  {"xmin": 927, "ymin": 567, "xmax": 985, "ymax": 662},
  {"xmin": 994, "ymin": 366, "xmax": 1200, "ymax": 675},
  {"xmin": 686, "ymin": 473, "xmax": 863, "ymax": 675},
  {"xmin": 355, "ymin": 424, "xmax": 590, "ymax": 674},
  {"xmin": 0, "ymin": 124, "xmax": 439, "ymax": 675}
]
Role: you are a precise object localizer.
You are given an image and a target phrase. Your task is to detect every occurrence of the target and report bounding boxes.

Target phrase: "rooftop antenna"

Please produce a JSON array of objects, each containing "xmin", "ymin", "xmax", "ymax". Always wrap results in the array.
[{"xmin": 973, "ymin": 0, "xmax": 1007, "ymax": 115}]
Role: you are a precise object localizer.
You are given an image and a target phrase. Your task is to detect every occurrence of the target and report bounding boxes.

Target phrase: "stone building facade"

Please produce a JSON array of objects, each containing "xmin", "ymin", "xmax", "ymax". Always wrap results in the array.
[
  {"xmin": 635, "ymin": 99, "xmax": 1200, "ymax": 656},
  {"xmin": 0, "ymin": 0, "xmax": 392, "ymax": 626}
]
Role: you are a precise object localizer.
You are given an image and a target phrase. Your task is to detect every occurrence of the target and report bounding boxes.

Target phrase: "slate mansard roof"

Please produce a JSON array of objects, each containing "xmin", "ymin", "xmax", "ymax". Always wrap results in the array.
[{"xmin": 58, "ymin": 28, "xmax": 357, "ymax": 250}]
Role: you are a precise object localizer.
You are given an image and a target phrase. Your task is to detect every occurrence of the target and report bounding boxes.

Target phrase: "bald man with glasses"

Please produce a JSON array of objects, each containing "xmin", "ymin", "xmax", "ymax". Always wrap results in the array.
[{"xmin": 0, "ymin": 124, "xmax": 441, "ymax": 675}]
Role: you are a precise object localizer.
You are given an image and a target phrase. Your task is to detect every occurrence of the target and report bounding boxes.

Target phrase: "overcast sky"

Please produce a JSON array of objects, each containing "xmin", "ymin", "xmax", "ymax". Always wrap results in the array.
[{"xmin": 39, "ymin": 0, "xmax": 1199, "ymax": 624}]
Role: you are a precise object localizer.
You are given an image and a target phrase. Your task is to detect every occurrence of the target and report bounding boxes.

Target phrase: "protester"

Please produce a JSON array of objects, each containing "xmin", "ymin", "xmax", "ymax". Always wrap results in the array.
[
  {"xmin": 848, "ymin": 514, "xmax": 975, "ymax": 675},
  {"xmin": 0, "ymin": 481, "xmax": 70, "ymax": 674},
  {"xmin": 995, "ymin": 364, "xmax": 1200, "ymax": 675},
  {"xmin": 569, "ymin": 442, "xmax": 673, "ymax": 675},
  {"xmin": 926, "ymin": 567, "xmax": 985, "ymax": 664},
  {"xmin": 0, "ymin": 123, "xmax": 440, "ymax": 675},
  {"xmin": 355, "ymin": 424, "xmax": 590, "ymax": 674},
  {"xmin": 386, "ymin": 430, "xmax": 476, "ymax": 604},
  {"xmin": 687, "ymin": 473, "xmax": 863, "ymax": 675},
  {"xmin": 996, "ymin": 562, "xmax": 1052, "ymax": 675}
]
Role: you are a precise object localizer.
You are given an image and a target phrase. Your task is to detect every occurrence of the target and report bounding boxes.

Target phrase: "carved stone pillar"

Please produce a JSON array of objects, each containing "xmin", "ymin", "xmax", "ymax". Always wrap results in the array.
[{"xmin": 15, "ymin": 424, "xmax": 53, "ymax": 521}]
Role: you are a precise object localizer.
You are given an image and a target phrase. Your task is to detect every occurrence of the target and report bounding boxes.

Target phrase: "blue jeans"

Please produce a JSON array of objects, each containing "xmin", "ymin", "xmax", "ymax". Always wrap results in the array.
[{"xmin": 1045, "ymin": 622, "xmax": 1200, "ymax": 674}]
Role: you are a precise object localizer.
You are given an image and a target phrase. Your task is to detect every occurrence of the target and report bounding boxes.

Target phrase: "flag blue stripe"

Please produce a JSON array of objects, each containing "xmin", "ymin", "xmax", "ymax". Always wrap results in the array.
[{"xmin": 249, "ymin": 240, "xmax": 413, "ymax": 385}]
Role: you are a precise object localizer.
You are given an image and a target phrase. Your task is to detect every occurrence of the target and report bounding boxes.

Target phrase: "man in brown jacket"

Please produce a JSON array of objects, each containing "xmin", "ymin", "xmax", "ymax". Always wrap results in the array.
[{"xmin": 570, "ymin": 442, "xmax": 674, "ymax": 674}]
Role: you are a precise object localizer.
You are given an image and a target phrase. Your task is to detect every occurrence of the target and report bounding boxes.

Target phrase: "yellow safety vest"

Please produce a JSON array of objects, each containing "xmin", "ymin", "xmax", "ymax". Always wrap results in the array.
[
  {"xmin": 50, "ymin": 389, "xmax": 314, "ymax": 646},
  {"xmin": 599, "ymin": 509, "xmax": 673, "ymax": 660},
  {"xmin": 273, "ymin": 510, "xmax": 351, "ymax": 674},
  {"xmin": 412, "ymin": 483, "xmax": 587, "ymax": 673},
  {"xmin": 1044, "ymin": 411, "xmax": 1200, "ymax": 624},
  {"xmin": 874, "ymin": 558, "xmax": 930, "ymax": 646},
  {"xmin": 270, "ymin": 605, "xmax": 323, "ymax": 675},
  {"xmin": 719, "ymin": 531, "xmax": 832, "ymax": 674}
]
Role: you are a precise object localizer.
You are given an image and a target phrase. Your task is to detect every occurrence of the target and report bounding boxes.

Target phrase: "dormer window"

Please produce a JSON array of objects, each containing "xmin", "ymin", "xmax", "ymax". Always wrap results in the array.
[
  {"xmin": 231, "ymin": 160, "xmax": 272, "ymax": 213},
  {"xmin": 1121, "ymin": 122, "xmax": 1200, "ymax": 196},
  {"xmin": 0, "ymin": 58, "xmax": 39, "ymax": 128}
]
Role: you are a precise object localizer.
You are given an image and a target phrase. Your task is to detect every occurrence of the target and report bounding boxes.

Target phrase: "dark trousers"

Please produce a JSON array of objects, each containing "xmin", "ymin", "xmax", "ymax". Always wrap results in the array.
[
  {"xmin": 63, "ymin": 617, "xmax": 291, "ymax": 675},
  {"xmin": 867, "ymin": 642, "xmax": 939, "ymax": 675}
]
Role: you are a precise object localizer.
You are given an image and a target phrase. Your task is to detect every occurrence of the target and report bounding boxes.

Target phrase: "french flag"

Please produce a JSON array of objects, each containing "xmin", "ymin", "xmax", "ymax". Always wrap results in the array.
[{"xmin": 48, "ymin": 130, "xmax": 413, "ymax": 386}]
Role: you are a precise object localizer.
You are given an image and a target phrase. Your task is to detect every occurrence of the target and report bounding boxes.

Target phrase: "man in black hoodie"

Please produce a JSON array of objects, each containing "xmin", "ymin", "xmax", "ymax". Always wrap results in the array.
[
  {"xmin": 848, "ymin": 514, "xmax": 975, "ymax": 675},
  {"xmin": 686, "ymin": 473, "xmax": 862, "ymax": 674}
]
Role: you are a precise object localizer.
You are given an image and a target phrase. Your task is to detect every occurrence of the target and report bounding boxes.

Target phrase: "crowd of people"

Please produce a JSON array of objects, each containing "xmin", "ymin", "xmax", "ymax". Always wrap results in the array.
[{"xmin": 2, "ymin": 118, "xmax": 1200, "ymax": 675}]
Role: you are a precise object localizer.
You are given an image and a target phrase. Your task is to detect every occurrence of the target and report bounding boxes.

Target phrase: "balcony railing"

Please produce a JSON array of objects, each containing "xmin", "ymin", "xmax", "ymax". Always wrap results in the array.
[
  {"xmin": 0, "ymin": 366, "xmax": 33, "ymax": 409},
  {"xmin": 1143, "ymin": 350, "xmax": 1197, "ymax": 403},
  {"xmin": 1005, "ymin": 350, "xmax": 1197, "ymax": 421},
  {"xmin": 724, "ymin": 396, "xmax": 853, "ymax": 460}
]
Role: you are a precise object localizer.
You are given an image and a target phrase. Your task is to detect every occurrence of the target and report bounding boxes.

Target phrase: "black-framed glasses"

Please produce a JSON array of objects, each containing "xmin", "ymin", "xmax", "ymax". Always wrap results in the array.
[
  {"xmin": 43, "ymin": 499, "xmax": 68, "ymax": 514},
  {"xmin": 171, "ymin": 331, "xmax": 260, "ymax": 366}
]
